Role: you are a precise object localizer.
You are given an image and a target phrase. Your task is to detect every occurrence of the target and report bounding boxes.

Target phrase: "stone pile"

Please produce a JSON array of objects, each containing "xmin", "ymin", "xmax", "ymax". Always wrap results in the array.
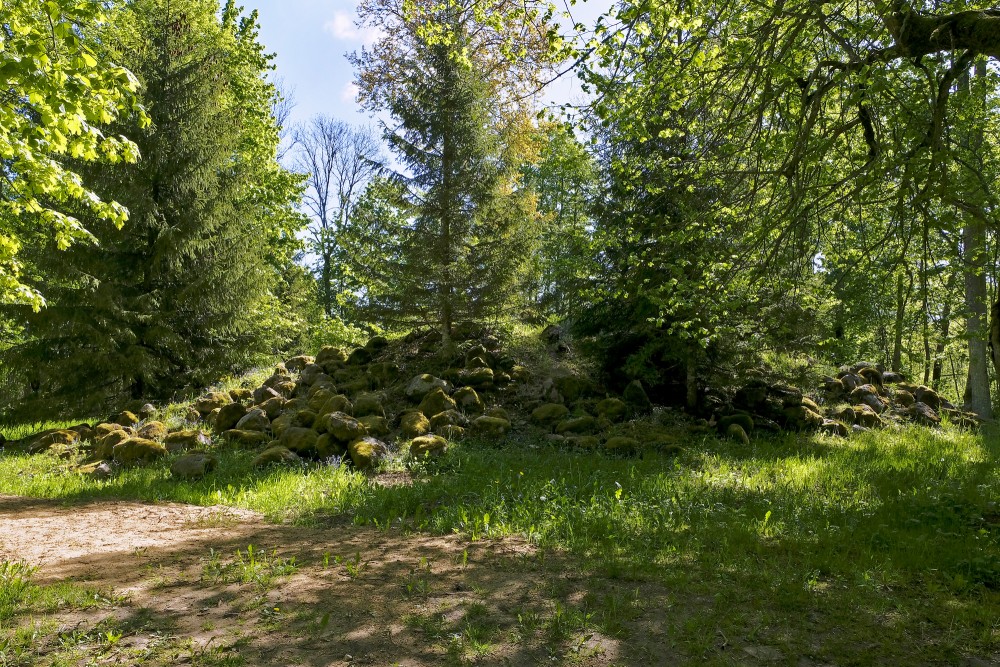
[{"xmin": 721, "ymin": 361, "xmax": 979, "ymax": 441}]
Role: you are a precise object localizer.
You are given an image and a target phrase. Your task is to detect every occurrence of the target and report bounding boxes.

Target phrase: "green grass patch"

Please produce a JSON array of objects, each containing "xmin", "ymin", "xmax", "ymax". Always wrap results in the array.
[{"xmin": 1, "ymin": 425, "xmax": 999, "ymax": 662}]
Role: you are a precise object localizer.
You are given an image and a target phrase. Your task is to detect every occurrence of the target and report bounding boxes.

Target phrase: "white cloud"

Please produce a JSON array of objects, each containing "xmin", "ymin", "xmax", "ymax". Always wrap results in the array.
[
  {"xmin": 323, "ymin": 11, "xmax": 379, "ymax": 44},
  {"xmin": 340, "ymin": 82, "xmax": 360, "ymax": 103}
]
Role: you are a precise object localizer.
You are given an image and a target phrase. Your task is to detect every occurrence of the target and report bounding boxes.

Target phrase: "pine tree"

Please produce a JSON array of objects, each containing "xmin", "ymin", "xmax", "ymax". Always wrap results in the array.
[
  {"xmin": 0, "ymin": 0, "xmax": 304, "ymax": 421},
  {"xmin": 350, "ymin": 0, "xmax": 552, "ymax": 342}
]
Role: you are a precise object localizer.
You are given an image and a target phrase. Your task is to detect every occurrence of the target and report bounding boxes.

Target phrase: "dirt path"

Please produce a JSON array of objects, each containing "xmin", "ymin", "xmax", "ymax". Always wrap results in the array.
[{"xmin": 0, "ymin": 496, "xmax": 678, "ymax": 666}]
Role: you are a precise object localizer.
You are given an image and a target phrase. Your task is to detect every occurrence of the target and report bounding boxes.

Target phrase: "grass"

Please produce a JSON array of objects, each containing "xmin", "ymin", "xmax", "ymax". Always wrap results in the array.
[{"xmin": 1, "ymin": 424, "xmax": 998, "ymax": 663}]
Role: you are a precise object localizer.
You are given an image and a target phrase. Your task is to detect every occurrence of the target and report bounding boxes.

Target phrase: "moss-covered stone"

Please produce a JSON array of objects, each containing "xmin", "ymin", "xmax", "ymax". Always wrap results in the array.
[
  {"xmin": 895, "ymin": 390, "xmax": 915, "ymax": 407},
  {"xmin": 316, "ymin": 433, "xmax": 347, "ymax": 458},
  {"xmin": 223, "ymin": 429, "xmax": 270, "ymax": 448},
  {"xmin": 27, "ymin": 429, "xmax": 80, "ymax": 454},
  {"xmin": 112, "ymin": 438, "xmax": 167, "ymax": 464},
  {"xmin": 830, "ymin": 405, "xmax": 856, "ymax": 423},
  {"xmin": 347, "ymin": 347, "xmax": 373, "ymax": 366},
  {"xmin": 235, "ymin": 408, "xmax": 270, "ymax": 432},
  {"xmin": 285, "ymin": 355, "xmax": 315, "ymax": 372},
  {"xmin": 725, "ymin": 424, "xmax": 750, "ymax": 445},
  {"xmin": 453, "ymin": 386, "xmax": 483, "ymax": 412},
  {"xmin": 114, "ymin": 410, "xmax": 141, "ymax": 427},
  {"xmin": 596, "ymin": 398, "xmax": 629, "ymax": 423},
  {"xmin": 348, "ymin": 437, "xmax": 388, "ymax": 469},
  {"xmin": 171, "ymin": 451, "xmax": 218, "ymax": 480},
  {"xmin": 213, "ymin": 403, "xmax": 248, "ymax": 433},
  {"xmin": 430, "ymin": 410, "xmax": 467, "ymax": 431},
  {"xmin": 194, "ymin": 392, "xmax": 231, "ymax": 415},
  {"xmin": 367, "ymin": 362, "xmax": 400, "ymax": 388},
  {"xmin": 252, "ymin": 446, "xmax": 300, "ymax": 468},
  {"xmin": 354, "ymin": 393, "xmax": 385, "ymax": 418},
  {"xmin": 259, "ymin": 396, "xmax": 286, "ymax": 419},
  {"xmin": 622, "ymin": 380, "xmax": 652, "ymax": 411},
  {"xmin": 531, "ymin": 403, "xmax": 569, "ymax": 427},
  {"xmin": 358, "ymin": 415, "xmax": 390, "ymax": 437},
  {"xmin": 717, "ymin": 414, "xmax": 753, "ymax": 434},
  {"xmin": 460, "ymin": 367, "xmax": 494, "ymax": 387},
  {"xmin": 307, "ymin": 388, "xmax": 338, "ymax": 412},
  {"xmin": 604, "ymin": 436, "xmax": 639, "ymax": 452},
  {"xmin": 566, "ymin": 435, "xmax": 602, "ymax": 448},
  {"xmin": 419, "ymin": 387, "xmax": 457, "ymax": 417},
  {"xmin": 555, "ymin": 415, "xmax": 597, "ymax": 435},
  {"xmin": 470, "ymin": 416, "xmax": 511, "ymax": 437},
  {"xmin": 466, "ymin": 355, "xmax": 491, "ymax": 369},
  {"xmin": 319, "ymin": 394, "xmax": 353, "ymax": 416},
  {"xmin": 801, "ymin": 397, "xmax": 822, "ymax": 414},
  {"xmin": 94, "ymin": 430, "xmax": 130, "ymax": 459},
  {"xmin": 279, "ymin": 427, "xmax": 319, "ymax": 455},
  {"xmin": 819, "ymin": 420, "xmax": 849, "ymax": 437},
  {"xmin": 94, "ymin": 423, "xmax": 124, "ymax": 438},
  {"xmin": 401, "ymin": 411, "xmax": 430, "ymax": 438},
  {"xmin": 853, "ymin": 404, "xmax": 882, "ymax": 428},
  {"xmin": 324, "ymin": 412, "xmax": 367, "ymax": 444},
  {"xmin": 316, "ymin": 346, "xmax": 347, "ymax": 367},
  {"xmin": 365, "ymin": 335, "xmax": 390, "ymax": 352},
  {"xmin": 410, "ymin": 434, "xmax": 448, "ymax": 458},
  {"xmin": 163, "ymin": 430, "xmax": 211, "ymax": 453},
  {"xmin": 136, "ymin": 421, "xmax": 168, "ymax": 441},
  {"xmin": 406, "ymin": 374, "xmax": 450, "ymax": 401},
  {"xmin": 270, "ymin": 412, "xmax": 296, "ymax": 437}
]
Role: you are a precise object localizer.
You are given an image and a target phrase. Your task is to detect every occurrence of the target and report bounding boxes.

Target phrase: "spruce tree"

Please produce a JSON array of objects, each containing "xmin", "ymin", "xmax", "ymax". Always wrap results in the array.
[
  {"xmin": 351, "ymin": 0, "xmax": 553, "ymax": 342},
  {"xmin": 0, "ymin": 0, "xmax": 303, "ymax": 421}
]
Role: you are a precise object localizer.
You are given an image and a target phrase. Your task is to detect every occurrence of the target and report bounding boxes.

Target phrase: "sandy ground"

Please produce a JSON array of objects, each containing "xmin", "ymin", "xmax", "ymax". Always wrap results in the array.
[{"xmin": 0, "ymin": 495, "xmax": 683, "ymax": 666}]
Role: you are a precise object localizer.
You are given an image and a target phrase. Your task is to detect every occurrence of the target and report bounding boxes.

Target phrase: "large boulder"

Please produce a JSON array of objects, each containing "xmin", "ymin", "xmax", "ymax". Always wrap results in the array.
[
  {"xmin": 94, "ymin": 422, "xmax": 125, "ymax": 438},
  {"xmin": 270, "ymin": 412, "xmax": 296, "ymax": 438},
  {"xmin": 853, "ymin": 404, "xmax": 882, "ymax": 428},
  {"xmin": 347, "ymin": 347, "xmax": 373, "ymax": 365},
  {"xmin": 194, "ymin": 392, "xmax": 231, "ymax": 416},
  {"xmin": 112, "ymin": 438, "xmax": 167, "ymax": 464},
  {"xmin": 299, "ymin": 363, "xmax": 325, "ymax": 386},
  {"xmin": 171, "ymin": 451, "xmax": 218, "ymax": 480},
  {"xmin": 280, "ymin": 427, "xmax": 319, "ymax": 455},
  {"xmin": 410, "ymin": 435, "xmax": 448, "ymax": 458},
  {"xmin": 401, "ymin": 411, "xmax": 430, "ymax": 438},
  {"xmin": 914, "ymin": 386, "xmax": 942, "ymax": 411},
  {"xmin": 316, "ymin": 346, "xmax": 347, "ymax": 368},
  {"xmin": 367, "ymin": 362, "xmax": 400, "ymax": 388},
  {"xmin": 307, "ymin": 388, "xmax": 338, "ymax": 413},
  {"xmin": 850, "ymin": 385, "xmax": 887, "ymax": 414},
  {"xmin": 347, "ymin": 437, "xmax": 388, "ymax": 469},
  {"xmin": 725, "ymin": 424, "xmax": 750, "ymax": 445},
  {"xmin": 419, "ymin": 387, "xmax": 457, "ymax": 417},
  {"xmin": 163, "ymin": 430, "xmax": 211, "ymax": 453},
  {"xmin": 214, "ymin": 402, "xmax": 249, "ymax": 433},
  {"xmin": 365, "ymin": 335, "xmax": 390, "ymax": 352},
  {"xmin": 717, "ymin": 414, "xmax": 754, "ymax": 434},
  {"xmin": 405, "ymin": 374, "xmax": 450, "ymax": 401},
  {"xmin": 252, "ymin": 445, "xmax": 300, "ymax": 468}
]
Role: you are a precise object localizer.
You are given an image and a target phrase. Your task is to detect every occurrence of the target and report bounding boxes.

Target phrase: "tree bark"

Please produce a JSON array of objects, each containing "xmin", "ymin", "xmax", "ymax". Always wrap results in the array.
[
  {"xmin": 991, "ymin": 297, "xmax": 1000, "ymax": 387},
  {"xmin": 962, "ymin": 219, "xmax": 993, "ymax": 419},
  {"xmin": 885, "ymin": 8, "xmax": 1000, "ymax": 60},
  {"xmin": 891, "ymin": 270, "xmax": 912, "ymax": 373}
]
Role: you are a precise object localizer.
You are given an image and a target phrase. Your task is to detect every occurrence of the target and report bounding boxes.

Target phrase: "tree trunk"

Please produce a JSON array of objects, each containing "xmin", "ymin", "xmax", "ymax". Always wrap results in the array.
[
  {"xmin": 990, "ymin": 296, "xmax": 1000, "ymax": 386},
  {"xmin": 931, "ymin": 272, "xmax": 957, "ymax": 391},
  {"xmin": 962, "ymin": 220, "xmax": 993, "ymax": 419},
  {"xmin": 686, "ymin": 347, "xmax": 699, "ymax": 412},
  {"xmin": 891, "ymin": 270, "xmax": 911, "ymax": 372}
]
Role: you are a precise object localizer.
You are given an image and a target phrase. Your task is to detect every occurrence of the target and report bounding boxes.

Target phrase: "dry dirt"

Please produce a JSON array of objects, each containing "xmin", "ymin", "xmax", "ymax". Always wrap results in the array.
[{"xmin": 0, "ymin": 495, "xmax": 685, "ymax": 666}]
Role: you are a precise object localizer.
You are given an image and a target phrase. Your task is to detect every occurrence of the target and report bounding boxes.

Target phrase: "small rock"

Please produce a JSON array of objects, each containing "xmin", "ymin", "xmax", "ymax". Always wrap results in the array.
[
  {"xmin": 171, "ymin": 451, "xmax": 219, "ymax": 480},
  {"xmin": 252, "ymin": 445, "xmax": 300, "ymax": 468},
  {"xmin": 410, "ymin": 435, "xmax": 448, "ymax": 458},
  {"xmin": 348, "ymin": 437, "xmax": 388, "ymax": 469}
]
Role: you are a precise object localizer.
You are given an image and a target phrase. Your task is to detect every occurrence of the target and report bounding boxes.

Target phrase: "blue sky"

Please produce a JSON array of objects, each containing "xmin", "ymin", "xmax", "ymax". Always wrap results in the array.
[{"xmin": 240, "ymin": 0, "xmax": 614, "ymax": 132}]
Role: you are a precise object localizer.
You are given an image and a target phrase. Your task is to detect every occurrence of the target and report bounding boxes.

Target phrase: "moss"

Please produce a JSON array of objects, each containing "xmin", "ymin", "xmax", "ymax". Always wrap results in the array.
[{"xmin": 410, "ymin": 434, "xmax": 448, "ymax": 458}]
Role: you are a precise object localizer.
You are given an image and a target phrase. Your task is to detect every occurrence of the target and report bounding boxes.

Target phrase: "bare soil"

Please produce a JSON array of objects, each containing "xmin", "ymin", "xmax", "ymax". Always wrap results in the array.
[{"xmin": 0, "ymin": 495, "xmax": 687, "ymax": 666}]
